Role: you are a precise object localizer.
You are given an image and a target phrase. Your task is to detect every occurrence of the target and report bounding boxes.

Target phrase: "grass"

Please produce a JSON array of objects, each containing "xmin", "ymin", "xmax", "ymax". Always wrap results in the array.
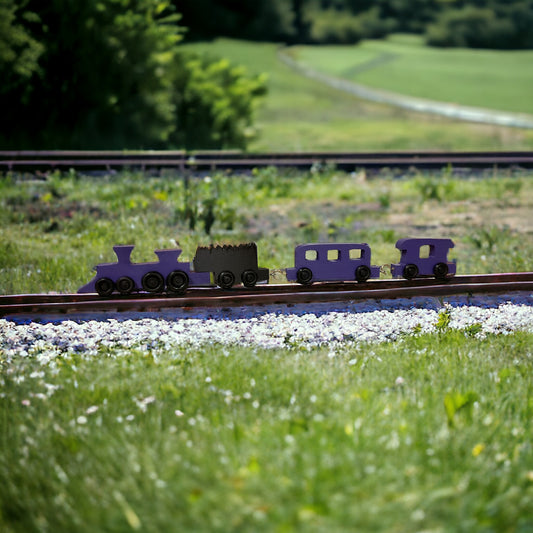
[
  {"xmin": 291, "ymin": 34, "xmax": 533, "ymax": 115},
  {"xmin": 2, "ymin": 330, "xmax": 532, "ymax": 531},
  {"xmin": 1, "ymin": 168, "xmax": 532, "ymax": 531},
  {"xmin": 181, "ymin": 38, "xmax": 533, "ymax": 152},
  {"xmin": 1, "ymin": 168, "xmax": 532, "ymax": 294}
]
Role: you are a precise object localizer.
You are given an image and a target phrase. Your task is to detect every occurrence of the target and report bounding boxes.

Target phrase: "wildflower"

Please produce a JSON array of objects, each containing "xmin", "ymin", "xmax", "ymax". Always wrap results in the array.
[
  {"xmin": 174, "ymin": 410, "xmax": 184, "ymax": 417},
  {"xmin": 21, "ymin": 399, "xmax": 31, "ymax": 406},
  {"xmin": 472, "ymin": 443, "xmax": 485, "ymax": 457}
]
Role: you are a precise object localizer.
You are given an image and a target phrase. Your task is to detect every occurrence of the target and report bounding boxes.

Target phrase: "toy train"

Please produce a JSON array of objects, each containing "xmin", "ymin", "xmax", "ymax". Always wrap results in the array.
[{"xmin": 78, "ymin": 238, "xmax": 456, "ymax": 296}]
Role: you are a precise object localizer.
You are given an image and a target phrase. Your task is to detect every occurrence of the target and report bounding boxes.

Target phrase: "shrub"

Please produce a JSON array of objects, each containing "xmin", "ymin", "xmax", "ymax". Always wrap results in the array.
[{"xmin": 426, "ymin": 6, "xmax": 522, "ymax": 49}]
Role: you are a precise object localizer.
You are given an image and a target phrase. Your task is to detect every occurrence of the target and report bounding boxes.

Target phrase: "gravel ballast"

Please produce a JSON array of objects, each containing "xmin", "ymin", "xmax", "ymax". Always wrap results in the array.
[{"xmin": 1, "ymin": 293, "xmax": 532, "ymax": 361}]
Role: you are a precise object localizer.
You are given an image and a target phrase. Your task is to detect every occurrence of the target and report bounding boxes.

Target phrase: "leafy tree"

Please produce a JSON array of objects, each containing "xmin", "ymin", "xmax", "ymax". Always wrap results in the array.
[
  {"xmin": 0, "ymin": 0, "xmax": 43, "ymax": 91},
  {"xmin": 1, "ymin": 0, "xmax": 184, "ymax": 148},
  {"xmin": 170, "ymin": 52, "xmax": 267, "ymax": 149},
  {"xmin": 426, "ymin": 3, "xmax": 533, "ymax": 49}
]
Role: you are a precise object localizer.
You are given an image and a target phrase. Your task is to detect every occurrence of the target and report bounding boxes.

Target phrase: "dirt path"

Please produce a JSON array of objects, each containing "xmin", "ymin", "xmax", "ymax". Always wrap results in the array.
[{"xmin": 278, "ymin": 47, "xmax": 533, "ymax": 129}]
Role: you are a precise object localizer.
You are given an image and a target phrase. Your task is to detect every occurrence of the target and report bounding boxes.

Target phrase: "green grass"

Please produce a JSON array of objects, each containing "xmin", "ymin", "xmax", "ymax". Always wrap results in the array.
[
  {"xmin": 1, "ymin": 169, "xmax": 532, "ymax": 294},
  {"xmin": 181, "ymin": 38, "xmax": 533, "ymax": 152},
  {"xmin": 1, "ymin": 332, "xmax": 532, "ymax": 532},
  {"xmin": 291, "ymin": 34, "xmax": 533, "ymax": 115}
]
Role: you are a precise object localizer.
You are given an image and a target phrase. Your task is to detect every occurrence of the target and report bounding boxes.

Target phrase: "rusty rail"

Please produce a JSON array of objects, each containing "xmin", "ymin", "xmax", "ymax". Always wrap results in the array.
[
  {"xmin": 2, "ymin": 272, "xmax": 532, "ymax": 320},
  {"xmin": 1, "ymin": 150, "xmax": 533, "ymax": 172}
]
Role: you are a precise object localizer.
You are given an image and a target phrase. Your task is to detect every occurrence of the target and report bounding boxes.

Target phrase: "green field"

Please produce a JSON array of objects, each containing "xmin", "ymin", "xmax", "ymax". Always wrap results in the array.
[
  {"xmin": 291, "ymin": 34, "xmax": 533, "ymax": 116},
  {"xmin": 1, "ymin": 168, "xmax": 532, "ymax": 531},
  {"xmin": 182, "ymin": 38, "xmax": 533, "ymax": 152}
]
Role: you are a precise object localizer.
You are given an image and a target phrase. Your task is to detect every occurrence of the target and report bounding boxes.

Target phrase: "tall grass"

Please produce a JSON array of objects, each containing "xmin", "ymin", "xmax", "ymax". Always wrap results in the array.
[{"xmin": 1, "ymin": 332, "xmax": 532, "ymax": 531}]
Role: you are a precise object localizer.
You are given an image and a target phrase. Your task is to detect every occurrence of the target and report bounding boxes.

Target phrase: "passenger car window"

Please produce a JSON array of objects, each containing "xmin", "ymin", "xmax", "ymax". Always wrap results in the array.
[
  {"xmin": 305, "ymin": 250, "xmax": 318, "ymax": 261},
  {"xmin": 349, "ymin": 249, "xmax": 362, "ymax": 260},
  {"xmin": 327, "ymin": 249, "xmax": 340, "ymax": 261}
]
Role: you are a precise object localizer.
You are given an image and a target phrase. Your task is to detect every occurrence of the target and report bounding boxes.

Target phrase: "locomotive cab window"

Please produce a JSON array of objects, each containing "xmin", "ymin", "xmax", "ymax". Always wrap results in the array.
[
  {"xmin": 305, "ymin": 250, "xmax": 318, "ymax": 261},
  {"xmin": 349, "ymin": 249, "xmax": 362, "ymax": 260},
  {"xmin": 327, "ymin": 249, "xmax": 340, "ymax": 261}
]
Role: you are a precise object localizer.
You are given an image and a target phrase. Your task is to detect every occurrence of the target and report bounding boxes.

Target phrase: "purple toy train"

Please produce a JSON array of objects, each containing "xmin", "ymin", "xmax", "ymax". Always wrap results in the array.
[
  {"xmin": 286, "ymin": 243, "xmax": 381, "ymax": 285},
  {"xmin": 78, "ymin": 238, "xmax": 456, "ymax": 296}
]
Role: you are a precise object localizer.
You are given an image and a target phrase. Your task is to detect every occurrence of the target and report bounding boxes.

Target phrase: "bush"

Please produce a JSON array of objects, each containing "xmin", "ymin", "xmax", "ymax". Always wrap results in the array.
[
  {"xmin": 170, "ymin": 52, "xmax": 268, "ymax": 149},
  {"xmin": 426, "ymin": 6, "xmax": 525, "ymax": 49},
  {"xmin": 309, "ymin": 9, "xmax": 363, "ymax": 44}
]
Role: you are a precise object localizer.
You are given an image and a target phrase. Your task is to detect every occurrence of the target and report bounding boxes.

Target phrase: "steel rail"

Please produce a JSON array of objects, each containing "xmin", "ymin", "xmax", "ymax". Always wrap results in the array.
[
  {"xmin": 1, "ymin": 150, "xmax": 533, "ymax": 172},
  {"xmin": 2, "ymin": 273, "xmax": 532, "ymax": 319}
]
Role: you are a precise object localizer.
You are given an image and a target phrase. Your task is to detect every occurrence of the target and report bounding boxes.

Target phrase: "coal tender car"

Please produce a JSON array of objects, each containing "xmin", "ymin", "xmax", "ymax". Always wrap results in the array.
[{"xmin": 192, "ymin": 242, "xmax": 269, "ymax": 289}]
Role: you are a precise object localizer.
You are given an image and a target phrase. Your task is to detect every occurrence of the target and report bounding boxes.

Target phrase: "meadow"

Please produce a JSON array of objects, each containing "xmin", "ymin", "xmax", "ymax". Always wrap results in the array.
[
  {"xmin": 182, "ymin": 38, "xmax": 533, "ymax": 152},
  {"xmin": 291, "ymin": 34, "xmax": 533, "ymax": 115},
  {"xmin": 1, "ymin": 168, "xmax": 532, "ymax": 531}
]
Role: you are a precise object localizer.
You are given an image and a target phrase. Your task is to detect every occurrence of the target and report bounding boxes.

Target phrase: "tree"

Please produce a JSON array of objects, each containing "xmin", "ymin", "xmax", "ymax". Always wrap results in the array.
[
  {"xmin": 0, "ymin": 0, "xmax": 184, "ymax": 148},
  {"xmin": 170, "ymin": 52, "xmax": 267, "ymax": 149}
]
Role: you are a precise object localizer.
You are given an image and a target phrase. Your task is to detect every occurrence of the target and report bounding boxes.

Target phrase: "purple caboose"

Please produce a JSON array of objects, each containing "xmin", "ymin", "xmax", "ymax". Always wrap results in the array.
[
  {"xmin": 286, "ymin": 243, "xmax": 381, "ymax": 285},
  {"xmin": 391, "ymin": 238, "xmax": 456, "ymax": 280},
  {"xmin": 78, "ymin": 245, "xmax": 211, "ymax": 296}
]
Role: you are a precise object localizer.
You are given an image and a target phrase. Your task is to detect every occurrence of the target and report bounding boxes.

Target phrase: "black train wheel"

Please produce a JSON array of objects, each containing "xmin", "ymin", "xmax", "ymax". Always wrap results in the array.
[
  {"xmin": 167, "ymin": 270, "xmax": 189, "ymax": 293},
  {"xmin": 433, "ymin": 262, "xmax": 449, "ymax": 280},
  {"xmin": 403, "ymin": 264, "xmax": 419, "ymax": 280},
  {"xmin": 241, "ymin": 270, "xmax": 258, "ymax": 288},
  {"xmin": 142, "ymin": 271, "xmax": 165, "ymax": 293},
  {"xmin": 217, "ymin": 271, "xmax": 235, "ymax": 289},
  {"xmin": 296, "ymin": 267, "xmax": 313, "ymax": 285},
  {"xmin": 355, "ymin": 265, "xmax": 371, "ymax": 282},
  {"xmin": 116, "ymin": 276, "xmax": 135, "ymax": 294},
  {"xmin": 95, "ymin": 277, "xmax": 115, "ymax": 296}
]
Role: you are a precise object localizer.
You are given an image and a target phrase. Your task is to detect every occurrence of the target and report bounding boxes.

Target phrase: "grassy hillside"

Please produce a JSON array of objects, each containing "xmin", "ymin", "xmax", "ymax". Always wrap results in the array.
[
  {"xmin": 291, "ymin": 34, "xmax": 533, "ymax": 115},
  {"xmin": 181, "ymin": 38, "xmax": 533, "ymax": 152}
]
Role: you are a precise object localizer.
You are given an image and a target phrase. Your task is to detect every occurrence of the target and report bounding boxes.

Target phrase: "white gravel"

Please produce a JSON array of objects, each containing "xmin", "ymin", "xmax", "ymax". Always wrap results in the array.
[{"xmin": 1, "ymin": 293, "xmax": 532, "ymax": 362}]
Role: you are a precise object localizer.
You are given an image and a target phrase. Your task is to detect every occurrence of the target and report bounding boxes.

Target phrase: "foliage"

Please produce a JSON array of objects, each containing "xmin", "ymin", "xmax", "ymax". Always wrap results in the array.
[
  {"xmin": 308, "ymin": 9, "xmax": 363, "ymax": 44},
  {"xmin": 0, "ymin": 0, "xmax": 43, "ymax": 91},
  {"xmin": 426, "ymin": 5, "xmax": 533, "ymax": 49},
  {"xmin": 170, "ymin": 52, "xmax": 267, "ymax": 149},
  {"xmin": 0, "ymin": 1, "xmax": 268, "ymax": 150},
  {"xmin": 0, "ymin": 0, "xmax": 184, "ymax": 149},
  {"xmin": 175, "ymin": 0, "xmax": 533, "ymax": 49}
]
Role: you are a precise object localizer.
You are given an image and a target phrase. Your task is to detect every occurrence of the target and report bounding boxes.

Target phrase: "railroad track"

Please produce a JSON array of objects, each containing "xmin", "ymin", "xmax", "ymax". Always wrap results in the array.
[
  {"xmin": 1, "ymin": 150, "xmax": 533, "ymax": 172},
  {"xmin": 2, "ymin": 272, "xmax": 532, "ymax": 320}
]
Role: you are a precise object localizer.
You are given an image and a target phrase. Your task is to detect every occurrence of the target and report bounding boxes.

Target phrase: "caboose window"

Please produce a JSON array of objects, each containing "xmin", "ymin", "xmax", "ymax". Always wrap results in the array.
[
  {"xmin": 419, "ymin": 245, "xmax": 431, "ymax": 259},
  {"xmin": 349, "ymin": 249, "xmax": 362, "ymax": 260},
  {"xmin": 305, "ymin": 250, "xmax": 318, "ymax": 261},
  {"xmin": 327, "ymin": 249, "xmax": 340, "ymax": 261}
]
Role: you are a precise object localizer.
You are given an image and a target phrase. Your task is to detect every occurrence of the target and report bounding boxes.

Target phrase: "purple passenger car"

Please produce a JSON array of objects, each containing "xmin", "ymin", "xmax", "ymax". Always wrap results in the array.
[
  {"xmin": 391, "ymin": 238, "xmax": 456, "ymax": 280},
  {"xmin": 286, "ymin": 243, "xmax": 381, "ymax": 285},
  {"xmin": 78, "ymin": 245, "xmax": 211, "ymax": 296}
]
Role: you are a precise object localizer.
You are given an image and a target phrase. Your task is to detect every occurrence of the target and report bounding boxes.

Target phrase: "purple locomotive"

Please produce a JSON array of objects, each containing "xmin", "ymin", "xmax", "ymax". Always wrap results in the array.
[
  {"xmin": 77, "ymin": 245, "xmax": 211, "ymax": 296},
  {"xmin": 78, "ymin": 237, "xmax": 456, "ymax": 296},
  {"xmin": 286, "ymin": 243, "xmax": 381, "ymax": 285}
]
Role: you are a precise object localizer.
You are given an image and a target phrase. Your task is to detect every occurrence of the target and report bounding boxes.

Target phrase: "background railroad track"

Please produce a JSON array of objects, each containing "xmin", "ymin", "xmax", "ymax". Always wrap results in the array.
[
  {"xmin": 1, "ymin": 150, "xmax": 533, "ymax": 173},
  {"xmin": 2, "ymin": 272, "xmax": 532, "ymax": 320}
]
